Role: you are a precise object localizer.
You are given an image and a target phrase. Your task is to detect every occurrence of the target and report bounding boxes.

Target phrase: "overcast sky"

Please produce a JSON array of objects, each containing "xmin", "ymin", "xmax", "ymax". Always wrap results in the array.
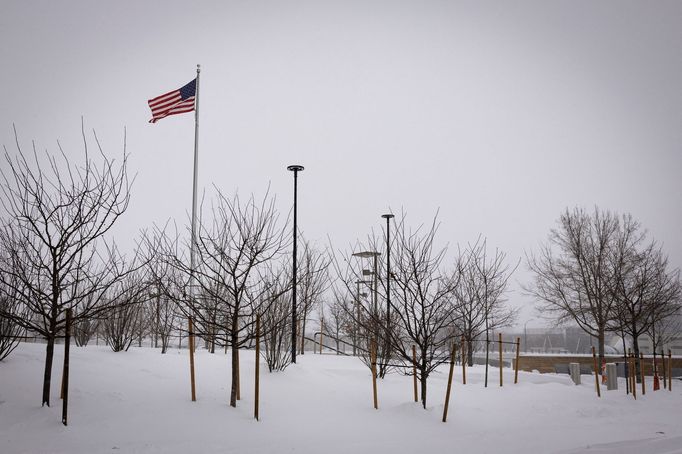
[{"xmin": 2, "ymin": 0, "xmax": 681, "ymax": 327}]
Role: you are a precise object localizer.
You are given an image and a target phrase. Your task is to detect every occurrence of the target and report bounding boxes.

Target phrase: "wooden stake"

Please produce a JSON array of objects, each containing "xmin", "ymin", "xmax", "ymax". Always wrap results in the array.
[
  {"xmin": 189, "ymin": 317, "xmax": 196, "ymax": 402},
  {"xmin": 631, "ymin": 351, "xmax": 635, "ymax": 395},
  {"xmin": 640, "ymin": 353, "xmax": 645, "ymax": 396},
  {"xmin": 630, "ymin": 355, "xmax": 636, "ymax": 400},
  {"xmin": 499, "ymin": 333, "xmax": 503, "ymax": 387},
  {"xmin": 319, "ymin": 318, "xmax": 324, "ymax": 355},
  {"xmin": 461, "ymin": 336, "xmax": 466, "ymax": 385},
  {"xmin": 442, "ymin": 343, "xmax": 457, "ymax": 423},
  {"xmin": 669, "ymin": 349, "xmax": 673, "ymax": 391},
  {"xmin": 514, "ymin": 337, "xmax": 521, "ymax": 384},
  {"xmin": 627, "ymin": 354, "xmax": 631, "ymax": 394},
  {"xmin": 412, "ymin": 345, "xmax": 418, "ymax": 402},
  {"xmin": 592, "ymin": 346, "xmax": 601, "ymax": 398},
  {"xmin": 371, "ymin": 339, "xmax": 378, "ymax": 409},
  {"xmin": 61, "ymin": 309, "xmax": 72, "ymax": 426},
  {"xmin": 627, "ymin": 349, "xmax": 633, "ymax": 393},
  {"xmin": 653, "ymin": 350, "xmax": 661, "ymax": 391},
  {"xmin": 254, "ymin": 314, "xmax": 260, "ymax": 421},
  {"xmin": 662, "ymin": 350, "xmax": 667, "ymax": 389}
]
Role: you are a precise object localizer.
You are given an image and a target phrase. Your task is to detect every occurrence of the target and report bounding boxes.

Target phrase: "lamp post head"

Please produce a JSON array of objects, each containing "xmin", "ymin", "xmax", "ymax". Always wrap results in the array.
[
  {"xmin": 352, "ymin": 251, "xmax": 381, "ymax": 258},
  {"xmin": 287, "ymin": 165, "xmax": 304, "ymax": 172},
  {"xmin": 381, "ymin": 213, "xmax": 395, "ymax": 220}
]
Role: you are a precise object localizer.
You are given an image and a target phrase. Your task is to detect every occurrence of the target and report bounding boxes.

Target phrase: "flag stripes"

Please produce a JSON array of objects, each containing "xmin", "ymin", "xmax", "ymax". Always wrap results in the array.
[{"xmin": 148, "ymin": 79, "xmax": 196, "ymax": 123}]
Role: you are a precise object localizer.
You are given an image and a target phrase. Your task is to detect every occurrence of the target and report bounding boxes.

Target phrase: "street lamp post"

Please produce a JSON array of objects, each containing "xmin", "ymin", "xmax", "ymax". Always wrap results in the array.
[
  {"xmin": 287, "ymin": 164, "xmax": 304, "ymax": 364},
  {"xmin": 352, "ymin": 251, "xmax": 381, "ymax": 312},
  {"xmin": 355, "ymin": 280, "xmax": 370, "ymax": 356},
  {"xmin": 381, "ymin": 214, "xmax": 394, "ymax": 340},
  {"xmin": 353, "ymin": 251, "xmax": 381, "ymax": 375}
]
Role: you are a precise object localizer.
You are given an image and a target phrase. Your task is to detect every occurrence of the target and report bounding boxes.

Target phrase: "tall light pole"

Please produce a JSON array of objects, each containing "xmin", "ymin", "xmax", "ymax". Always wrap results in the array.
[
  {"xmin": 287, "ymin": 164, "xmax": 304, "ymax": 364},
  {"xmin": 381, "ymin": 214, "xmax": 394, "ymax": 337},
  {"xmin": 381, "ymin": 214, "xmax": 395, "ymax": 378}
]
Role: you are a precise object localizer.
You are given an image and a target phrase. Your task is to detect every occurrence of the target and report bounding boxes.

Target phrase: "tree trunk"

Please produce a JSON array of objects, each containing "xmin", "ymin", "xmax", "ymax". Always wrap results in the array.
[
  {"xmin": 594, "ymin": 330, "xmax": 606, "ymax": 375},
  {"xmin": 467, "ymin": 336, "xmax": 474, "ymax": 367},
  {"xmin": 230, "ymin": 342, "xmax": 239, "ymax": 407},
  {"xmin": 632, "ymin": 328, "xmax": 641, "ymax": 384},
  {"xmin": 621, "ymin": 330, "xmax": 629, "ymax": 394},
  {"xmin": 484, "ymin": 331, "xmax": 490, "ymax": 387},
  {"xmin": 209, "ymin": 308, "xmax": 216, "ymax": 354},
  {"xmin": 42, "ymin": 334, "xmax": 56, "ymax": 406},
  {"xmin": 154, "ymin": 295, "xmax": 160, "ymax": 349},
  {"xmin": 229, "ymin": 313, "xmax": 239, "ymax": 407},
  {"xmin": 210, "ymin": 324, "xmax": 215, "ymax": 354}
]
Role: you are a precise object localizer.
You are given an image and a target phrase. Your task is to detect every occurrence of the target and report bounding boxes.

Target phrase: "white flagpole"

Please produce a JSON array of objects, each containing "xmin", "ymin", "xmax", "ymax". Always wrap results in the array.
[
  {"xmin": 190, "ymin": 64, "xmax": 200, "ymax": 288},
  {"xmin": 188, "ymin": 64, "xmax": 200, "ymax": 401}
]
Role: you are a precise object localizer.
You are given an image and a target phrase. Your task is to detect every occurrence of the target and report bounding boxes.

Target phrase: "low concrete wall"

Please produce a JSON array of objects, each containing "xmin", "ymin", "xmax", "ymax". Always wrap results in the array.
[{"xmin": 514, "ymin": 354, "xmax": 682, "ymax": 375}]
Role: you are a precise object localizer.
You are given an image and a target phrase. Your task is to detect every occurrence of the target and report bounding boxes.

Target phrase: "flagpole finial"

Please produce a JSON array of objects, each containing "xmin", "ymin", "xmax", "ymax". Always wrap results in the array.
[{"xmin": 197, "ymin": 64, "xmax": 201, "ymax": 73}]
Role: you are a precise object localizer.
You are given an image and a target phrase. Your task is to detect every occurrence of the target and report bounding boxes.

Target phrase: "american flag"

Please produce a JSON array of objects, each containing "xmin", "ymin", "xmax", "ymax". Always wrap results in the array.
[{"xmin": 148, "ymin": 79, "xmax": 196, "ymax": 123}]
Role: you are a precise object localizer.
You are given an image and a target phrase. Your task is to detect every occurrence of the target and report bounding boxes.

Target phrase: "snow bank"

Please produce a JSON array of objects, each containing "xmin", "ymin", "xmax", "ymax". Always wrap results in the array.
[{"xmin": 1, "ymin": 343, "xmax": 681, "ymax": 453}]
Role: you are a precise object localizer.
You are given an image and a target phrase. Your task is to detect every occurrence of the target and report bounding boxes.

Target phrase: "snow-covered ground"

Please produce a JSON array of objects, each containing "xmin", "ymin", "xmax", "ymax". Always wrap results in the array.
[{"xmin": 1, "ymin": 343, "xmax": 681, "ymax": 454}]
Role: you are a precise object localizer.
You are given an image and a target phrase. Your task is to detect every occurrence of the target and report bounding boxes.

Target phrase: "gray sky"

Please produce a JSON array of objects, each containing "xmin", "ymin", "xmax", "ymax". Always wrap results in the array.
[{"xmin": 2, "ymin": 0, "xmax": 681, "ymax": 327}]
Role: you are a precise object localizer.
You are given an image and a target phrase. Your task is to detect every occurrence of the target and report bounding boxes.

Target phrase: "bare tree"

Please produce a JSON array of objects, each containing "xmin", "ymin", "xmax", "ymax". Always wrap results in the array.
[
  {"xmin": 609, "ymin": 216, "xmax": 681, "ymax": 378},
  {"xmin": 325, "ymin": 291, "xmax": 353, "ymax": 354},
  {"xmin": 452, "ymin": 237, "xmax": 518, "ymax": 373},
  {"xmin": 297, "ymin": 240, "xmax": 331, "ymax": 354},
  {"xmin": 142, "ymin": 229, "xmax": 180, "ymax": 354},
  {"xmin": 0, "ymin": 125, "xmax": 136, "ymax": 406},
  {"xmin": 72, "ymin": 297, "xmax": 99, "ymax": 347},
  {"xmin": 649, "ymin": 308, "xmax": 682, "ymax": 355},
  {"xmin": 101, "ymin": 272, "xmax": 148, "ymax": 352},
  {"xmin": 158, "ymin": 189, "xmax": 288, "ymax": 407},
  {"xmin": 259, "ymin": 263, "xmax": 293, "ymax": 371},
  {"xmin": 333, "ymin": 230, "xmax": 399, "ymax": 376},
  {"xmin": 261, "ymin": 291, "xmax": 293, "ymax": 371},
  {"xmin": 526, "ymin": 207, "xmax": 620, "ymax": 363},
  {"xmin": 385, "ymin": 214, "xmax": 459, "ymax": 409},
  {"xmin": 148, "ymin": 288, "xmax": 179, "ymax": 354},
  {"xmin": 331, "ymin": 240, "xmax": 387, "ymax": 372}
]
